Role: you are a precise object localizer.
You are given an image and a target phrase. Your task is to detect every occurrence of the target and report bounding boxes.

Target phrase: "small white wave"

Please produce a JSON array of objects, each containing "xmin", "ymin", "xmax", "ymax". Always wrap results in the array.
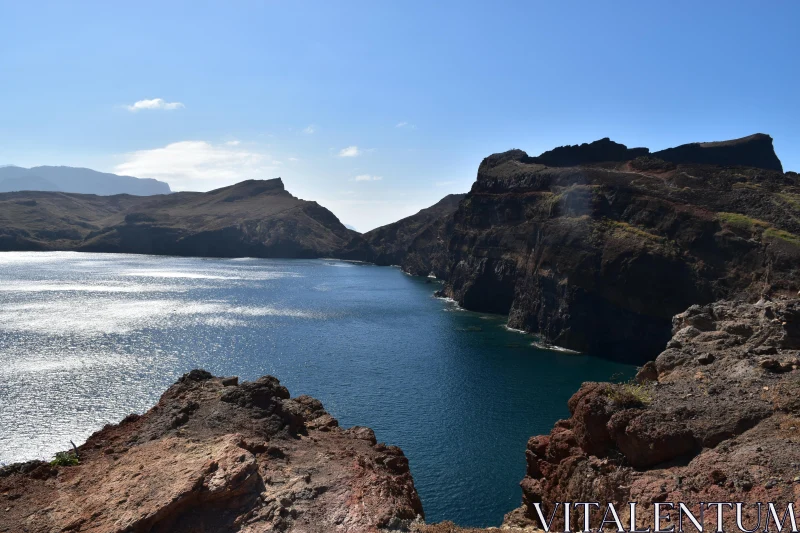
[{"xmin": 530, "ymin": 341, "xmax": 582, "ymax": 354}]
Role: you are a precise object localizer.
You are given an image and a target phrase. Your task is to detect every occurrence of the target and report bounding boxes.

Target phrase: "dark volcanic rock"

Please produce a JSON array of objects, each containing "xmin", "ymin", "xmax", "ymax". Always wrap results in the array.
[
  {"xmin": 504, "ymin": 297, "xmax": 800, "ymax": 532},
  {"xmin": 363, "ymin": 193, "xmax": 465, "ymax": 276},
  {"xmin": 382, "ymin": 135, "xmax": 797, "ymax": 362},
  {"xmin": 0, "ymin": 178, "xmax": 369, "ymax": 259},
  {"xmin": 653, "ymin": 133, "xmax": 784, "ymax": 172},
  {"xmin": 531, "ymin": 138, "xmax": 649, "ymax": 167},
  {"xmin": 0, "ymin": 372, "xmax": 423, "ymax": 532}
]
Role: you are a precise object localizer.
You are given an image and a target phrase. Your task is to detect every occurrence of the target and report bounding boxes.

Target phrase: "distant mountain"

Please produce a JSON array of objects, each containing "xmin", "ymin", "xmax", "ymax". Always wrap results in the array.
[
  {"xmin": 0, "ymin": 178, "xmax": 365, "ymax": 258},
  {"xmin": 0, "ymin": 166, "xmax": 171, "ymax": 196}
]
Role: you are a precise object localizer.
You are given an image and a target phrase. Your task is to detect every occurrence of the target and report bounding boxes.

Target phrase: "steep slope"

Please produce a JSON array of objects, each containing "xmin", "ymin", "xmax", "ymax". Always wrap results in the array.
[
  {"xmin": 0, "ymin": 371, "xmax": 423, "ymax": 532},
  {"xmin": 364, "ymin": 193, "xmax": 465, "ymax": 275},
  {"xmin": 0, "ymin": 178, "xmax": 367, "ymax": 258},
  {"xmin": 504, "ymin": 297, "xmax": 800, "ymax": 532},
  {"xmin": 0, "ymin": 165, "xmax": 171, "ymax": 195},
  {"xmin": 398, "ymin": 135, "xmax": 799, "ymax": 362}
]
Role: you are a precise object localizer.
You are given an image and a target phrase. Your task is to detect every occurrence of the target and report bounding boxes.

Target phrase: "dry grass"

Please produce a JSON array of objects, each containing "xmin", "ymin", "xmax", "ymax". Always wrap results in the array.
[
  {"xmin": 605, "ymin": 219, "xmax": 663, "ymax": 242},
  {"xmin": 606, "ymin": 382, "xmax": 653, "ymax": 407}
]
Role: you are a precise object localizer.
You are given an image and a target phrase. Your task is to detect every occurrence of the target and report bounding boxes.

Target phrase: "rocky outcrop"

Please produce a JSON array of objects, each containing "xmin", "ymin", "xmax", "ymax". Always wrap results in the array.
[
  {"xmin": 0, "ymin": 371, "xmax": 422, "ymax": 532},
  {"xmin": 408, "ymin": 136, "xmax": 799, "ymax": 362},
  {"xmin": 504, "ymin": 297, "xmax": 800, "ymax": 531},
  {"xmin": 363, "ymin": 194, "xmax": 465, "ymax": 276},
  {"xmin": 0, "ymin": 178, "xmax": 370, "ymax": 258},
  {"xmin": 653, "ymin": 133, "xmax": 784, "ymax": 173},
  {"xmin": 531, "ymin": 138, "xmax": 649, "ymax": 167}
]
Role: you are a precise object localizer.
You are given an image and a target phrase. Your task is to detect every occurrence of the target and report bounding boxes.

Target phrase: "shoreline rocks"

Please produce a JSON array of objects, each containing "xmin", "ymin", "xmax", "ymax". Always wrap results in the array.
[
  {"xmin": 0, "ymin": 371, "xmax": 423, "ymax": 532},
  {"xmin": 503, "ymin": 297, "xmax": 800, "ymax": 531}
]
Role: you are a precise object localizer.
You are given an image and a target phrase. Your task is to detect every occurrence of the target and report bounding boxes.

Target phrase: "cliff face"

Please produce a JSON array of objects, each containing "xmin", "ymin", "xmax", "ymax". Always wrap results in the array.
[
  {"xmin": 363, "ymin": 193, "xmax": 465, "ymax": 276},
  {"xmin": 504, "ymin": 297, "xmax": 800, "ymax": 531},
  {"xmin": 653, "ymin": 133, "xmax": 784, "ymax": 173},
  {"xmin": 400, "ymin": 136, "xmax": 799, "ymax": 362},
  {"xmin": 0, "ymin": 371, "xmax": 422, "ymax": 532},
  {"xmin": 0, "ymin": 178, "xmax": 369, "ymax": 258}
]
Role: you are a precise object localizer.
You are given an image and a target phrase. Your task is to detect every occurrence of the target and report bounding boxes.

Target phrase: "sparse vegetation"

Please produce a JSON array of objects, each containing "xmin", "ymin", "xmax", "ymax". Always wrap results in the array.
[
  {"xmin": 536, "ymin": 192, "xmax": 563, "ymax": 216},
  {"xmin": 732, "ymin": 182, "xmax": 760, "ymax": 190},
  {"xmin": 605, "ymin": 381, "xmax": 653, "ymax": 407},
  {"xmin": 763, "ymin": 227, "xmax": 800, "ymax": 246},
  {"xmin": 605, "ymin": 219, "xmax": 663, "ymax": 242},
  {"xmin": 50, "ymin": 450, "xmax": 79, "ymax": 467},
  {"xmin": 716, "ymin": 212, "xmax": 769, "ymax": 231},
  {"xmin": 779, "ymin": 193, "xmax": 800, "ymax": 211}
]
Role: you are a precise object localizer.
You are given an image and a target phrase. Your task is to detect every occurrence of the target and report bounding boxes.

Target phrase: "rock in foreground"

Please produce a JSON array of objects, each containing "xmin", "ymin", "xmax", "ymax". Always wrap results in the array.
[
  {"xmin": 505, "ymin": 297, "xmax": 800, "ymax": 531},
  {"xmin": 0, "ymin": 371, "xmax": 422, "ymax": 532}
]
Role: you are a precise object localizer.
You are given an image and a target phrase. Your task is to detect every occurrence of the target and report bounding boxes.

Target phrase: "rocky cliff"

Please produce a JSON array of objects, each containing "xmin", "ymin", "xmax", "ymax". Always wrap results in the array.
[
  {"xmin": 363, "ymin": 193, "xmax": 465, "ymax": 276},
  {"xmin": 0, "ymin": 371, "xmax": 422, "ymax": 532},
  {"xmin": 504, "ymin": 297, "xmax": 800, "ymax": 531},
  {"xmin": 0, "ymin": 178, "xmax": 368, "ymax": 258},
  {"xmin": 388, "ymin": 134, "xmax": 799, "ymax": 362}
]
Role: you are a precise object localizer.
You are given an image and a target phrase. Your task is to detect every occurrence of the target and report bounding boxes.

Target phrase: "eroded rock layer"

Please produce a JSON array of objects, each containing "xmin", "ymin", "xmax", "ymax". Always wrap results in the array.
[
  {"xmin": 0, "ymin": 371, "xmax": 422, "ymax": 532},
  {"xmin": 504, "ymin": 297, "xmax": 800, "ymax": 531}
]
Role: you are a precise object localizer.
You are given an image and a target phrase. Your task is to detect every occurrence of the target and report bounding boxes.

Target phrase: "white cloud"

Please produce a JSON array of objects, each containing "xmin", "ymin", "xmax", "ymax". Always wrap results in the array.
[
  {"xmin": 353, "ymin": 174, "xmax": 382, "ymax": 182},
  {"xmin": 225, "ymin": 140, "xmax": 241, "ymax": 146},
  {"xmin": 396, "ymin": 121, "xmax": 415, "ymax": 129},
  {"xmin": 126, "ymin": 98, "xmax": 185, "ymax": 112},
  {"xmin": 303, "ymin": 125, "xmax": 316, "ymax": 134},
  {"xmin": 288, "ymin": 157, "xmax": 299, "ymax": 162},
  {"xmin": 114, "ymin": 140, "xmax": 278, "ymax": 191},
  {"xmin": 338, "ymin": 146, "xmax": 361, "ymax": 157}
]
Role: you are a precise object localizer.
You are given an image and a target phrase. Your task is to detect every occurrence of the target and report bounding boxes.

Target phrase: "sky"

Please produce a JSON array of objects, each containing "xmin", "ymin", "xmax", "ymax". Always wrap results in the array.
[{"xmin": 1, "ymin": 1, "xmax": 798, "ymax": 232}]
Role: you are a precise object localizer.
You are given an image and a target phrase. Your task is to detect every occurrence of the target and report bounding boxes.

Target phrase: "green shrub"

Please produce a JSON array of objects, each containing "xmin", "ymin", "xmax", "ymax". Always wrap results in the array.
[{"xmin": 50, "ymin": 451, "xmax": 79, "ymax": 467}]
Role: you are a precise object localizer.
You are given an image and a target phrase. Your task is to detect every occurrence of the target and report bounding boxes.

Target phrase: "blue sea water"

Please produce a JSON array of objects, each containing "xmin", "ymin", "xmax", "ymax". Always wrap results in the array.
[{"xmin": 0, "ymin": 252, "xmax": 634, "ymax": 527}]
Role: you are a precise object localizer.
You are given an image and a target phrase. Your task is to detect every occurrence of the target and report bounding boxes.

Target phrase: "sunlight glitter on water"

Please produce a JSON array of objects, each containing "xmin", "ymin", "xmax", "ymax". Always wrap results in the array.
[{"xmin": 0, "ymin": 251, "xmax": 634, "ymax": 527}]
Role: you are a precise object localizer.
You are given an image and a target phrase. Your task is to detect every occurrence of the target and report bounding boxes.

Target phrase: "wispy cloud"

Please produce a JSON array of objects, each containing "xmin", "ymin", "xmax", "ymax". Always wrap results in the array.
[
  {"xmin": 396, "ymin": 121, "xmax": 415, "ymax": 129},
  {"xmin": 225, "ymin": 140, "xmax": 241, "ymax": 146},
  {"xmin": 288, "ymin": 157, "xmax": 299, "ymax": 162},
  {"xmin": 303, "ymin": 125, "xmax": 316, "ymax": 134},
  {"xmin": 338, "ymin": 146, "xmax": 361, "ymax": 157},
  {"xmin": 126, "ymin": 98, "xmax": 185, "ymax": 112},
  {"xmin": 353, "ymin": 174, "xmax": 382, "ymax": 182},
  {"xmin": 114, "ymin": 140, "xmax": 277, "ymax": 191}
]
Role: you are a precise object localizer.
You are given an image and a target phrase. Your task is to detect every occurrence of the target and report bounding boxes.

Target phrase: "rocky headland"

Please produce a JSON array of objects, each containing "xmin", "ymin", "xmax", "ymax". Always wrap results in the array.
[
  {"xmin": 0, "ymin": 178, "xmax": 367, "ymax": 258},
  {"xmin": 0, "ymin": 370, "xmax": 422, "ymax": 532},
  {"xmin": 362, "ymin": 193, "xmax": 465, "ymax": 276},
  {"xmin": 381, "ymin": 133, "xmax": 799, "ymax": 363}
]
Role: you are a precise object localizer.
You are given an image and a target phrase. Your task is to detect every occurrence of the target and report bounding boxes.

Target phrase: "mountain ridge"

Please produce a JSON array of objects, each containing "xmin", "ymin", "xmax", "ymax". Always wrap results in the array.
[{"xmin": 0, "ymin": 165, "xmax": 171, "ymax": 196}]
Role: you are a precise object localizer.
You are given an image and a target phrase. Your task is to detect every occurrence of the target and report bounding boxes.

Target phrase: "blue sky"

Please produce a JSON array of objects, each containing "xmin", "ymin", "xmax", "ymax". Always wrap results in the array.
[{"xmin": 1, "ymin": 1, "xmax": 798, "ymax": 231}]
